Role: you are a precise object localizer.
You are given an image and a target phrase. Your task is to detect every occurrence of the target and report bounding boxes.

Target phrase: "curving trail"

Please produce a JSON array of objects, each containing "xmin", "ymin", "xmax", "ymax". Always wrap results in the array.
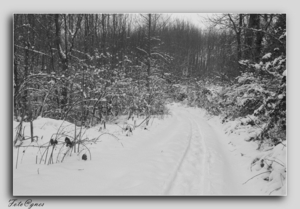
[
  {"xmin": 13, "ymin": 104, "xmax": 254, "ymax": 196},
  {"xmin": 162, "ymin": 105, "xmax": 252, "ymax": 195}
]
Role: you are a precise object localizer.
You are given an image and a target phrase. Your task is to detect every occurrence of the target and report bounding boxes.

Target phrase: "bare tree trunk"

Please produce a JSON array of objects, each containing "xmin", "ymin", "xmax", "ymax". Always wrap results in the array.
[
  {"xmin": 245, "ymin": 14, "xmax": 260, "ymax": 60},
  {"xmin": 146, "ymin": 14, "xmax": 151, "ymax": 93},
  {"xmin": 101, "ymin": 14, "xmax": 107, "ymax": 66},
  {"xmin": 255, "ymin": 16, "xmax": 263, "ymax": 62},
  {"xmin": 54, "ymin": 14, "xmax": 68, "ymax": 115},
  {"xmin": 54, "ymin": 14, "xmax": 68, "ymax": 71},
  {"xmin": 23, "ymin": 41, "xmax": 30, "ymax": 116},
  {"xmin": 227, "ymin": 14, "xmax": 243, "ymax": 75},
  {"xmin": 237, "ymin": 14, "xmax": 243, "ymax": 61},
  {"xmin": 13, "ymin": 15, "xmax": 19, "ymax": 113}
]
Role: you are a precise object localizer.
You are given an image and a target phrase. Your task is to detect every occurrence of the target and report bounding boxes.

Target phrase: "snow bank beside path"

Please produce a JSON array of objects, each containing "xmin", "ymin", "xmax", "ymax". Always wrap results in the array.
[
  {"xmin": 13, "ymin": 113, "xmax": 196, "ymax": 195},
  {"xmin": 204, "ymin": 111, "xmax": 287, "ymax": 195}
]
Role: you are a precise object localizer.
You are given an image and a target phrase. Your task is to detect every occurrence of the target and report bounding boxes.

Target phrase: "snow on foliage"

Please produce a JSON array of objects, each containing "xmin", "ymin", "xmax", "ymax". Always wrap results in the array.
[
  {"xmin": 282, "ymin": 70, "xmax": 286, "ymax": 77},
  {"xmin": 262, "ymin": 53, "xmax": 272, "ymax": 60}
]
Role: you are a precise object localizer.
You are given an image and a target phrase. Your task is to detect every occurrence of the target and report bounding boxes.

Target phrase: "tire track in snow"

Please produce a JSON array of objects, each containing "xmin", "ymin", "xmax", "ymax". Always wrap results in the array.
[
  {"xmin": 189, "ymin": 108, "xmax": 230, "ymax": 195},
  {"xmin": 163, "ymin": 111, "xmax": 194, "ymax": 194},
  {"xmin": 163, "ymin": 108, "xmax": 209, "ymax": 195}
]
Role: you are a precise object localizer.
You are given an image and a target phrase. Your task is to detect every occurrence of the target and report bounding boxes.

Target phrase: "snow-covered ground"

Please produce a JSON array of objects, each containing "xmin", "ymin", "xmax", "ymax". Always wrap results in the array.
[{"xmin": 13, "ymin": 103, "xmax": 286, "ymax": 196}]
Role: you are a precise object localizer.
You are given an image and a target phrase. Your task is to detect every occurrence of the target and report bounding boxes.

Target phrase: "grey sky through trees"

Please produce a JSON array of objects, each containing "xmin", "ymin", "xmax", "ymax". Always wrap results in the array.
[{"xmin": 169, "ymin": 13, "xmax": 214, "ymax": 28}]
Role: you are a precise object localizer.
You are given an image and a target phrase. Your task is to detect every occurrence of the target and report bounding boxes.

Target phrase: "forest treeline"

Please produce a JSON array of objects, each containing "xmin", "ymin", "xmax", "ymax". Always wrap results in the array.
[{"xmin": 13, "ymin": 13, "xmax": 286, "ymax": 147}]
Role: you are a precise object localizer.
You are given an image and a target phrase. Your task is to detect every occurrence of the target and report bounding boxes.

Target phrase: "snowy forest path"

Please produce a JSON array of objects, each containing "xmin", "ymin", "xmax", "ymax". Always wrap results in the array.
[{"xmin": 13, "ymin": 104, "xmax": 252, "ymax": 195}]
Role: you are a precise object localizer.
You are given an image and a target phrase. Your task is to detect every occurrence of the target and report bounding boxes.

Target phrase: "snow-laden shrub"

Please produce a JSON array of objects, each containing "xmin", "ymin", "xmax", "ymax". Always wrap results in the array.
[
  {"xmin": 184, "ymin": 81, "xmax": 221, "ymax": 115},
  {"xmin": 208, "ymin": 48, "xmax": 286, "ymax": 149},
  {"xmin": 248, "ymin": 141, "xmax": 286, "ymax": 195},
  {"xmin": 14, "ymin": 62, "xmax": 170, "ymax": 127},
  {"xmin": 239, "ymin": 54, "xmax": 285, "ymax": 148}
]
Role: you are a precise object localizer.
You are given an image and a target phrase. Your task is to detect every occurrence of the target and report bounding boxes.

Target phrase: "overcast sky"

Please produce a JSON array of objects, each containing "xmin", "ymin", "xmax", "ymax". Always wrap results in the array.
[{"xmin": 168, "ymin": 13, "xmax": 216, "ymax": 29}]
